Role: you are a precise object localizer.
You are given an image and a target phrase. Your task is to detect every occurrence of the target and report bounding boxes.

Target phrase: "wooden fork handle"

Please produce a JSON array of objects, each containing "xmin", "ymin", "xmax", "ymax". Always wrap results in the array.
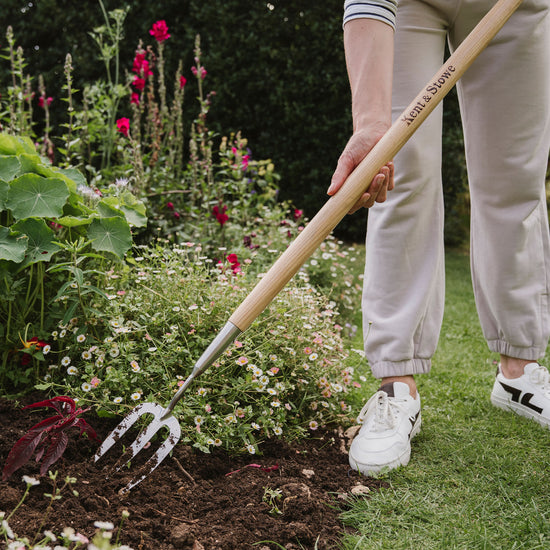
[{"xmin": 229, "ymin": 0, "xmax": 522, "ymax": 332}]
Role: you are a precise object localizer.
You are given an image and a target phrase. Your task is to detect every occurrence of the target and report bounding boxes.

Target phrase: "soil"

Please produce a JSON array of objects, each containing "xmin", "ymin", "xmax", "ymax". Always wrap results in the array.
[{"xmin": 0, "ymin": 394, "xmax": 386, "ymax": 549}]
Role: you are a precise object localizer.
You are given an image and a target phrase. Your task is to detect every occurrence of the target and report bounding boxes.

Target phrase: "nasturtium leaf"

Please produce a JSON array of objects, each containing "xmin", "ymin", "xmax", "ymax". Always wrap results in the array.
[
  {"xmin": 55, "ymin": 215, "xmax": 93, "ymax": 228},
  {"xmin": 119, "ymin": 190, "xmax": 147, "ymax": 227},
  {"xmin": 0, "ymin": 226, "xmax": 28, "ymax": 263},
  {"xmin": 16, "ymin": 155, "xmax": 78, "ymax": 193},
  {"xmin": 12, "ymin": 218, "xmax": 59, "ymax": 267},
  {"xmin": 55, "ymin": 167, "xmax": 87, "ymax": 188},
  {"xmin": 0, "ymin": 179, "xmax": 8, "ymax": 210},
  {"xmin": 97, "ymin": 199, "xmax": 125, "ymax": 219},
  {"xmin": 87, "ymin": 216, "xmax": 132, "ymax": 258},
  {"xmin": 0, "ymin": 155, "xmax": 21, "ymax": 182},
  {"xmin": 7, "ymin": 173, "xmax": 70, "ymax": 220},
  {"xmin": 0, "ymin": 134, "xmax": 35, "ymax": 156}
]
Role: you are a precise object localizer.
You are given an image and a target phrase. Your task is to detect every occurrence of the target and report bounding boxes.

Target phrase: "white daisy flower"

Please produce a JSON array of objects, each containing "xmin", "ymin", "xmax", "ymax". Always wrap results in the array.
[
  {"xmin": 113, "ymin": 397, "xmax": 123, "ymax": 404},
  {"xmin": 94, "ymin": 521, "xmax": 114, "ymax": 530},
  {"xmin": 67, "ymin": 366, "xmax": 78, "ymax": 375},
  {"xmin": 81, "ymin": 383, "xmax": 92, "ymax": 392},
  {"xmin": 76, "ymin": 334, "xmax": 86, "ymax": 343},
  {"xmin": 130, "ymin": 392, "xmax": 141, "ymax": 401},
  {"xmin": 246, "ymin": 444, "xmax": 256, "ymax": 454},
  {"xmin": 61, "ymin": 356, "xmax": 71, "ymax": 366},
  {"xmin": 22, "ymin": 475, "xmax": 40, "ymax": 486}
]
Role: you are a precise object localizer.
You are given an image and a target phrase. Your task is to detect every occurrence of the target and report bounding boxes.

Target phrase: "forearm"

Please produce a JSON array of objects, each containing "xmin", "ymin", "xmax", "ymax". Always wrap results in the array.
[{"xmin": 343, "ymin": 19, "xmax": 394, "ymax": 133}]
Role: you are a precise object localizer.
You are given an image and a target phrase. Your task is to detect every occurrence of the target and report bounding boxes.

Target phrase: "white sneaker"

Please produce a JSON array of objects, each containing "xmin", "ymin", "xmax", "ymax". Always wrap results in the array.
[
  {"xmin": 348, "ymin": 381, "xmax": 421, "ymax": 475},
  {"xmin": 491, "ymin": 363, "xmax": 550, "ymax": 428}
]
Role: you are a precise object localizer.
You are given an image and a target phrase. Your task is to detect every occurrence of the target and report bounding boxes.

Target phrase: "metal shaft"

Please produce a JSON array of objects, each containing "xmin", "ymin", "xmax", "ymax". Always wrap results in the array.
[{"xmin": 160, "ymin": 321, "xmax": 242, "ymax": 419}]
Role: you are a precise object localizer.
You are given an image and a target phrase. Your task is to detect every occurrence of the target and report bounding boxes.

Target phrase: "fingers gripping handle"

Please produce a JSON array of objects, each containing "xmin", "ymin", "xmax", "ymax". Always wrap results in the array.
[{"xmin": 229, "ymin": 0, "xmax": 522, "ymax": 333}]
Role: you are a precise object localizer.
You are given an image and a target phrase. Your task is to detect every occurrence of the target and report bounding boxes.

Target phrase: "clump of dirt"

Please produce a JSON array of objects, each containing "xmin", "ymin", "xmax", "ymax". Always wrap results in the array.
[{"xmin": 0, "ymin": 394, "xmax": 385, "ymax": 549}]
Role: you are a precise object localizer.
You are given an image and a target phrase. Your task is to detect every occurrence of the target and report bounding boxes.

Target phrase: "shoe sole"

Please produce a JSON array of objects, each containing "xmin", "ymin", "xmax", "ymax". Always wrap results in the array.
[
  {"xmin": 348, "ymin": 413, "xmax": 422, "ymax": 475},
  {"xmin": 491, "ymin": 393, "xmax": 550, "ymax": 429}
]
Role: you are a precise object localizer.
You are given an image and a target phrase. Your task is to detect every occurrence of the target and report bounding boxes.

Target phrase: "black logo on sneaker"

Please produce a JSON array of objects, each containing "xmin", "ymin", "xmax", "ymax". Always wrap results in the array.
[
  {"xmin": 408, "ymin": 411, "xmax": 421, "ymax": 438},
  {"xmin": 499, "ymin": 382, "xmax": 544, "ymax": 414}
]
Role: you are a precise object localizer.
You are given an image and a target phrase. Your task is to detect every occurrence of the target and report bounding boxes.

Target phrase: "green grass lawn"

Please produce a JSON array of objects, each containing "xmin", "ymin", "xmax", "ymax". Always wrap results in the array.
[{"xmin": 340, "ymin": 249, "xmax": 550, "ymax": 550}]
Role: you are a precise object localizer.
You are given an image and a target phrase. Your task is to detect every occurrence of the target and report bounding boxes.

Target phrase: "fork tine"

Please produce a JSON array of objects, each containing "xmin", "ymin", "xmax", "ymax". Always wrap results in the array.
[
  {"xmin": 119, "ymin": 415, "xmax": 181, "ymax": 494},
  {"xmin": 94, "ymin": 402, "xmax": 152, "ymax": 461},
  {"xmin": 114, "ymin": 406, "xmax": 166, "ymax": 471}
]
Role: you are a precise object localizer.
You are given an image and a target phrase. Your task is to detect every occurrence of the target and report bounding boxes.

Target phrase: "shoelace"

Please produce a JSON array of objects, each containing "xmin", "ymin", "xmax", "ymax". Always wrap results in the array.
[
  {"xmin": 357, "ymin": 390, "xmax": 411, "ymax": 433},
  {"xmin": 529, "ymin": 364, "xmax": 550, "ymax": 395}
]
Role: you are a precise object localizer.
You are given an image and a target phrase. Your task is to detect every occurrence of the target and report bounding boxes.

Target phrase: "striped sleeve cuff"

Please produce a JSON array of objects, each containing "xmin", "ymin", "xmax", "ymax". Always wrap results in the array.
[{"xmin": 343, "ymin": 0, "xmax": 397, "ymax": 30}]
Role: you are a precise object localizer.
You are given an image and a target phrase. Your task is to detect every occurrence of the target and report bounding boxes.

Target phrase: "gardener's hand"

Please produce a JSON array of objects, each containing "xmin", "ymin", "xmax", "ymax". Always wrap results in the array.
[{"xmin": 328, "ymin": 128, "xmax": 394, "ymax": 214}]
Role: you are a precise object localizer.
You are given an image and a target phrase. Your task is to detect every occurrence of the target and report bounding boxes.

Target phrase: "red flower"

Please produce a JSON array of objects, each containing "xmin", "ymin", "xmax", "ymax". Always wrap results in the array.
[
  {"xmin": 293, "ymin": 209, "xmax": 304, "ymax": 221},
  {"xmin": 131, "ymin": 92, "xmax": 140, "ymax": 105},
  {"xmin": 116, "ymin": 118, "xmax": 130, "ymax": 137},
  {"xmin": 226, "ymin": 253, "xmax": 241, "ymax": 275},
  {"xmin": 149, "ymin": 20, "xmax": 171, "ymax": 42},
  {"xmin": 212, "ymin": 205, "xmax": 229, "ymax": 226},
  {"xmin": 132, "ymin": 53, "xmax": 152, "ymax": 77},
  {"xmin": 132, "ymin": 76, "xmax": 146, "ymax": 91},
  {"xmin": 179, "ymin": 75, "xmax": 187, "ymax": 89},
  {"xmin": 166, "ymin": 202, "xmax": 174, "ymax": 210}
]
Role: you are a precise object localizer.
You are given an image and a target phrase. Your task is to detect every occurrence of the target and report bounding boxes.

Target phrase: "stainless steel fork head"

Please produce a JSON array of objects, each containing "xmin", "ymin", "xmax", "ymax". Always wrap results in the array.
[{"xmin": 94, "ymin": 402, "xmax": 181, "ymax": 494}]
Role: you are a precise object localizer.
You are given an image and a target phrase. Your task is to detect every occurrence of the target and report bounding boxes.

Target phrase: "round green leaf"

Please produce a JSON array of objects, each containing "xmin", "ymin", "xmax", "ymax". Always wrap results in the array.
[
  {"xmin": 0, "ymin": 226, "xmax": 28, "ymax": 263},
  {"xmin": 0, "ymin": 156, "xmax": 21, "ymax": 182},
  {"xmin": 7, "ymin": 173, "xmax": 70, "ymax": 220},
  {"xmin": 87, "ymin": 216, "xmax": 132, "ymax": 258},
  {"xmin": 0, "ymin": 179, "xmax": 8, "ymax": 210},
  {"xmin": 12, "ymin": 218, "xmax": 59, "ymax": 267},
  {"xmin": 0, "ymin": 134, "xmax": 35, "ymax": 156}
]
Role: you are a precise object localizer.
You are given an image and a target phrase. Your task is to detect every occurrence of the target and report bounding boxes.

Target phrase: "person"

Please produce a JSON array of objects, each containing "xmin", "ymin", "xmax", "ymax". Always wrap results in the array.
[{"xmin": 328, "ymin": 0, "xmax": 550, "ymax": 474}]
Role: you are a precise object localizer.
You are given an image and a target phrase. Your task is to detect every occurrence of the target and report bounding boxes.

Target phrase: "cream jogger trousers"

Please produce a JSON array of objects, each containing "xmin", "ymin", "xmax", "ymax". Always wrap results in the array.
[{"xmin": 362, "ymin": 0, "xmax": 550, "ymax": 378}]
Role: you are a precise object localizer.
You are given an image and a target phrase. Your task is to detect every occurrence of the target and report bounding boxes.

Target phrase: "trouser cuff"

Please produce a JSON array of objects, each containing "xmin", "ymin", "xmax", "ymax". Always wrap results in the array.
[
  {"xmin": 487, "ymin": 340, "xmax": 543, "ymax": 362},
  {"xmin": 370, "ymin": 358, "xmax": 431, "ymax": 379}
]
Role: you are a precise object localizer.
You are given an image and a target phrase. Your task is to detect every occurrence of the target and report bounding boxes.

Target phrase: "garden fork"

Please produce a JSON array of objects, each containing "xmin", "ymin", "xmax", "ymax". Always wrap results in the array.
[{"xmin": 94, "ymin": 0, "xmax": 523, "ymax": 493}]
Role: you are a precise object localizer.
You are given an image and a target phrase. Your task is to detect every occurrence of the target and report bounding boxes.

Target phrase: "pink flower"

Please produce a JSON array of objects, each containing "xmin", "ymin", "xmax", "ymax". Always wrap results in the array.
[
  {"xmin": 293, "ymin": 209, "xmax": 304, "ymax": 221},
  {"xmin": 179, "ymin": 75, "xmax": 187, "ymax": 89},
  {"xmin": 191, "ymin": 65, "xmax": 207, "ymax": 79},
  {"xmin": 149, "ymin": 20, "xmax": 171, "ymax": 42},
  {"xmin": 38, "ymin": 96, "xmax": 53, "ymax": 108},
  {"xmin": 131, "ymin": 92, "xmax": 140, "ymax": 105},
  {"xmin": 116, "ymin": 118, "xmax": 130, "ymax": 137},
  {"xmin": 241, "ymin": 154, "xmax": 250, "ymax": 170},
  {"xmin": 227, "ymin": 253, "xmax": 239, "ymax": 264},
  {"xmin": 91, "ymin": 377, "xmax": 101, "ymax": 387},
  {"xmin": 166, "ymin": 202, "xmax": 174, "ymax": 210}
]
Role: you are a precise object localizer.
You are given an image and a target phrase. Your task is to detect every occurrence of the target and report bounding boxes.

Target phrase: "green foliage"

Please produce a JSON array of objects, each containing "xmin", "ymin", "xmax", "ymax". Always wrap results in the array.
[
  {"xmin": 0, "ymin": 5, "xmax": 368, "ymax": 458},
  {"xmin": 0, "ymin": 134, "xmax": 145, "ymax": 385},
  {"xmin": 37, "ymin": 244, "xmax": 364, "ymax": 454}
]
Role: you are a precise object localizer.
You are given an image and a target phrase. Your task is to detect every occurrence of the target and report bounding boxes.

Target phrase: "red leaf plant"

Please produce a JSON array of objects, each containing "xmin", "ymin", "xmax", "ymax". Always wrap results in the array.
[{"xmin": 2, "ymin": 396, "xmax": 101, "ymax": 481}]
